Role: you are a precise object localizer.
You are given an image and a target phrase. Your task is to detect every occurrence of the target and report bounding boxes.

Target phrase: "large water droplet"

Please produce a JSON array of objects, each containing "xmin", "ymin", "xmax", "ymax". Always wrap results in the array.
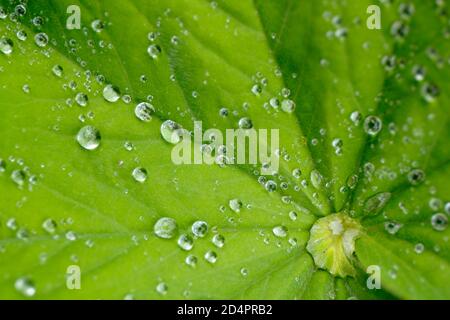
[
  {"xmin": 15, "ymin": 277, "xmax": 36, "ymax": 297},
  {"xmin": 147, "ymin": 44, "xmax": 161, "ymax": 59},
  {"xmin": 76, "ymin": 126, "xmax": 101, "ymax": 150},
  {"xmin": 135, "ymin": 102, "xmax": 155, "ymax": 122},
  {"xmin": 154, "ymin": 217, "xmax": 177, "ymax": 239},
  {"xmin": 191, "ymin": 221, "xmax": 208, "ymax": 238},
  {"xmin": 102, "ymin": 84, "xmax": 121, "ymax": 102},
  {"xmin": 0, "ymin": 37, "xmax": 13, "ymax": 55},
  {"xmin": 160, "ymin": 120, "xmax": 187, "ymax": 144}
]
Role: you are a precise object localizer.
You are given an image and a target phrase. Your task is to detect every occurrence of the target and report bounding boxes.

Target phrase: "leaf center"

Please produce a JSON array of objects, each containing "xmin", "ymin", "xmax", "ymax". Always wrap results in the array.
[{"xmin": 306, "ymin": 213, "xmax": 362, "ymax": 278}]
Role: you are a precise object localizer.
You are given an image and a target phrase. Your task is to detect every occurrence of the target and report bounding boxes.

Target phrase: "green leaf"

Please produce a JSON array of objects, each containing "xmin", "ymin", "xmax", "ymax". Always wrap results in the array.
[{"xmin": 0, "ymin": 0, "xmax": 449, "ymax": 300}]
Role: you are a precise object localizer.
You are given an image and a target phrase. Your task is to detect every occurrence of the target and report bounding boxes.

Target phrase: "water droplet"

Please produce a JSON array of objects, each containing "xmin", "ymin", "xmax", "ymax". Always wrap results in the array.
[
  {"xmin": 421, "ymin": 83, "xmax": 439, "ymax": 103},
  {"xmin": 15, "ymin": 277, "xmax": 36, "ymax": 297},
  {"xmin": 42, "ymin": 218, "xmax": 57, "ymax": 234},
  {"xmin": 16, "ymin": 30, "xmax": 27, "ymax": 41},
  {"xmin": 154, "ymin": 217, "xmax": 177, "ymax": 239},
  {"xmin": 204, "ymin": 250, "xmax": 217, "ymax": 264},
  {"xmin": 229, "ymin": 199, "xmax": 242, "ymax": 212},
  {"xmin": 177, "ymin": 234, "xmax": 194, "ymax": 251},
  {"xmin": 160, "ymin": 120, "xmax": 187, "ymax": 144},
  {"xmin": 414, "ymin": 243, "xmax": 425, "ymax": 254},
  {"xmin": 135, "ymin": 102, "xmax": 155, "ymax": 122},
  {"xmin": 11, "ymin": 170, "xmax": 26, "ymax": 186},
  {"xmin": 219, "ymin": 107, "xmax": 229, "ymax": 117},
  {"xmin": 364, "ymin": 116, "xmax": 382, "ymax": 136},
  {"xmin": 102, "ymin": 84, "xmax": 121, "ymax": 102},
  {"xmin": 289, "ymin": 211, "xmax": 298, "ymax": 221},
  {"xmin": 76, "ymin": 126, "xmax": 101, "ymax": 150},
  {"xmin": 238, "ymin": 117, "xmax": 253, "ymax": 129},
  {"xmin": 364, "ymin": 192, "xmax": 391, "ymax": 215},
  {"xmin": 281, "ymin": 99, "xmax": 296, "ymax": 113},
  {"xmin": 52, "ymin": 65, "xmax": 63, "ymax": 78},
  {"xmin": 212, "ymin": 234, "xmax": 225, "ymax": 248},
  {"xmin": 272, "ymin": 225, "xmax": 288, "ymax": 238},
  {"xmin": 147, "ymin": 44, "xmax": 161, "ymax": 59},
  {"xmin": 265, "ymin": 180, "xmax": 277, "ymax": 192},
  {"xmin": 75, "ymin": 93, "xmax": 88, "ymax": 107},
  {"xmin": 65, "ymin": 231, "xmax": 77, "ymax": 241},
  {"xmin": 384, "ymin": 221, "xmax": 402, "ymax": 235},
  {"xmin": 412, "ymin": 65, "xmax": 425, "ymax": 82},
  {"xmin": 0, "ymin": 37, "xmax": 13, "ymax": 55},
  {"xmin": 191, "ymin": 221, "xmax": 208, "ymax": 238},
  {"xmin": 431, "ymin": 213, "xmax": 448, "ymax": 231},
  {"xmin": 0, "ymin": 159, "xmax": 6, "ymax": 172},
  {"xmin": 310, "ymin": 169, "xmax": 323, "ymax": 189},
  {"xmin": 407, "ymin": 169, "xmax": 425, "ymax": 186},
  {"xmin": 156, "ymin": 282, "xmax": 168, "ymax": 295},
  {"xmin": 91, "ymin": 19, "xmax": 104, "ymax": 32},
  {"xmin": 240, "ymin": 268, "xmax": 248, "ymax": 277},
  {"xmin": 251, "ymin": 84, "xmax": 262, "ymax": 95},
  {"xmin": 132, "ymin": 167, "xmax": 147, "ymax": 183},
  {"xmin": 14, "ymin": 4, "xmax": 26, "ymax": 16},
  {"xmin": 185, "ymin": 254, "xmax": 197, "ymax": 267},
  {"xmin": 34, "ymin": 32, "xmax": 49, "ymax": 47}
]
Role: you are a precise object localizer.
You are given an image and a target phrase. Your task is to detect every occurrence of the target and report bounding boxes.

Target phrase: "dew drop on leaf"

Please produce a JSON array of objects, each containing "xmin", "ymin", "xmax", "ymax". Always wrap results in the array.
[
  {"xmin": 132, "ymin": 167, "xmax": 148, "ymax": 183},
  {"xmin": 75, "ymin": 93, "xmax": 89, "ymax": 107},
  {"xmin": 185, "ymin": 254, "xmax": 197, "ymax": 267},
  {"xmin": 134, "ymin": 102, "xmax": 155, "ymax": 122},
  {"xmin": 147, "ymin": 44, "xmax": 161, "ymax": 59},
  {"xmin": 431, "ymin": 213, "xmax": 448, "ymax": 231},
  {"xmin": 160, "ymin": 120, "xmax": 186, "ymax": 144},
  {"xmin": 272, "ymin": 225, "xmax": 288, "ymax": 238},
  {"xmin": 229, "ymin": 198, "xmax": 242, "ymax": 213},
  {"xmin": 191, "ymin": 221, "xmax": 208, "ymax": 238},
  {"xmin": 212, "ymin": 234, "xmax": 225, "ymax": 248},
  {"xmin": 281, "ymin": 99, "xmax": 296, "ymax": 113},
  {"xmin": 11, "ymin": 170, "xmax": 26, "ymax": 186},
  {"xmin": 34, "ymin": 32, "xmax": 49, "ymax": 47},
  {"xmin": 154, "ymin": 217, "xmax": 177, "ymax": 239},
  {"xmin": 204, "ymin": 250, "xmax": 217, "ymax": 264},
  {"xmin": 14, "ymin": 277, "xmax": 36, "ymax": 297},
  {"xmin": 42, "ymin": 218, "xmax": 57, "ymax": 234},
  {"xmin": 177, "ymin": 234, "xmax": 194, "ymax": 251},
  {"xmin": 156, "ymin": 282, "xmax": 168, "ymax": 295},
  {"xmin": 238, "ymin": 117, "xmax": 253, "ymax": 129},
  {"xmin": 0, "ymin": 37, "xmax": 13, "ymax": 55},
  {"xmin": 363, "ymin": 115, "xmax": 382, "ymax": 136},
  {"xmin": 102, "ymin": 84, "xmax": 121, "ymax": 102},
  {"xmin": 52, "ymin": 65, "xmax": 63, "ymax": 78},
  {"xmin": 76, "ymin": 125, "xmax": 101, "ymax": 150}
]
